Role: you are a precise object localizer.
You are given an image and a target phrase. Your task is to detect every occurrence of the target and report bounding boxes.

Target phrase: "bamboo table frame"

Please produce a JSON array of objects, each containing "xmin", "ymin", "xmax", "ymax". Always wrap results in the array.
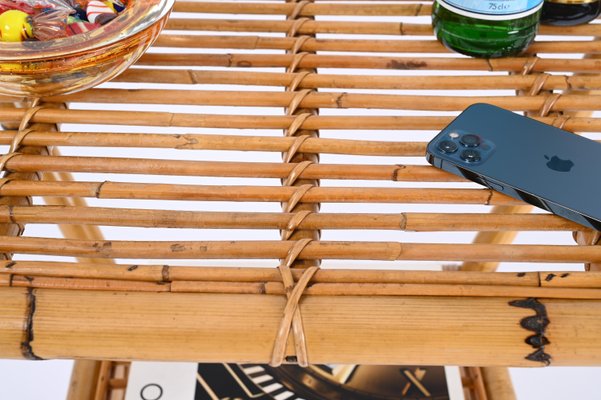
[{"xmin": 2, "ymin": 1, "xmax": 601, "ymax": 399}]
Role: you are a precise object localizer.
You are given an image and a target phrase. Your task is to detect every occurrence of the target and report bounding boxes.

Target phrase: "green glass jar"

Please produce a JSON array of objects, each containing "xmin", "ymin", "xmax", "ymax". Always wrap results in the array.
[
  {"xmin": 541, "ymin": 0, "xmax": 601, "ymax": 26},
  {"xmin": 432, "ymin": 0, "xmax": 544, "ymax": 58}
]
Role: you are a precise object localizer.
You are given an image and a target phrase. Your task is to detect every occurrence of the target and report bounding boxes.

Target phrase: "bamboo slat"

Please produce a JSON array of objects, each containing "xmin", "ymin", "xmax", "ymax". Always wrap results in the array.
[
  {"xmin": 173, "ymin": 1, "xmax": 432, "ymax": 16},
  {"xmin": 152, "ymin": 34, "xmax": 601, "ymax": 56},
  {"xmin": 0, "ymin": 131, "xmax": 429, "ymax": 156},
  {"xmin": 163, "ymin": 18, "xmax": 601, "ymax": 37},
  {"xmin": 115, "ymin": 69, "xmax": 601, "ymax": 91},
  {"xmin": 0, "ymin": 206, "xmax": 580, "ymax": 231},
  {"xmin": 3, "ymin": 154, "xmax": 461, "ymax": 181},
  {"xmin": 1, "ymin": 108, "xmax": 599, "ymax": 132},
  {"xmin": 135, "ymin": 53, "xmax": 601, "ymax": 73},
  {"xmin": 0, "ymin": 181, "xmax": 520, "ymax": 205},
  {"xmin": 33, "ymin": 89, "xmax": 601, "ymax": 113},
  {"xmin": 0, "ymin": 237, "xmax": 598, "ymax": 263}
]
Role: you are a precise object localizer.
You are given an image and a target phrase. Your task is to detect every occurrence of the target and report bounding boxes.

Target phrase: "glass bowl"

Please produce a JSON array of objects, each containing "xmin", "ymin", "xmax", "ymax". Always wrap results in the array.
[{"xmin": 0, "ymin": 0, "xmax": 175, "ymax": 98}]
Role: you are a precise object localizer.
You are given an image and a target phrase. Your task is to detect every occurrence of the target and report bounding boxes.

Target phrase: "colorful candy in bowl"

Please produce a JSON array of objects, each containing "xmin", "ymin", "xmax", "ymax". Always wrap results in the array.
[{"xmin": 0, "ymin": 0, "xmax": 174, "ymax": 97}]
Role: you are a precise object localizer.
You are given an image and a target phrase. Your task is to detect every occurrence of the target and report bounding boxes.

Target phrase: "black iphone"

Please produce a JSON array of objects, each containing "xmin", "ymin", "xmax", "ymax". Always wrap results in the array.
[{"xmin": 426, "ymin": 103, "xmax": 601, "ymax": 230}]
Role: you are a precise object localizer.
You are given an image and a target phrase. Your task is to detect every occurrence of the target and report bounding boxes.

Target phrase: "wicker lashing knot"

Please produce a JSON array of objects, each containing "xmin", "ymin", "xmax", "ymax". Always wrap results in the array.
[
  {"xmin": 0, "ymin": 153, "xmax": 20, "ymax": 180},
  {"xmin": 286, "ymin": 113, "xmax": 312, "ymax": 138},
  {"xmin": 289, "ymin": 0, "xmax": 311, "ymax": 20},
  {"xmin": 521, "ymin": 56, "xmax": 540, "ymax": 76},
  {"xmin": 539, "ymin": 93, "xmax": 561, "ymax": 117},
  {"xmin": 283, "ymin": 134, "xmax": 311, "ymax": 163},
  {"xmin": 281, "ymin": 209, "xmax": 313, "ymax": 240},
  {"xmin": 283, "ymin": 160, "xmax": 313, "ymax": 187},
  {"xmin": 287, "ymin": 89, "xmax": 312, "ymax": 115},
  {"xmin": 287, "ymin": 17, "xmax": 310, "ymax": 38},
  {"xmin": 283, "ymin": 184, "xmax": 313, "ymax": 213},
  {"xmin": 270, "ymin": 238, "xmax": 318, "ymax": 367},
  {"xmin": 528, "ymin": 73, "xmax": 550, "ymax": 97},
  {"xmin": 552, "ymin": 116, "xmax": 570, "ymax": 130},
  {"xmin": 1, "ymin": 98, "xmax": 44, "ymax": 179}
]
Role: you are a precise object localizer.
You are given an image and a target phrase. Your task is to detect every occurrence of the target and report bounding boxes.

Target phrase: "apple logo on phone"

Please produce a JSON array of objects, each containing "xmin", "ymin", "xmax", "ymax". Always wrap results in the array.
[{"xmin": 545, "ymin": 155, "xmax": 574, "ymax": 172}]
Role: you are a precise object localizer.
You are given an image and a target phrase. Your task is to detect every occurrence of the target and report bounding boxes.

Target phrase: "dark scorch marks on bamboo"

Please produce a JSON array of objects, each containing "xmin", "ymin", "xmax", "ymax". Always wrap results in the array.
[
  {"xmin": 509, "ymin": 298, "xmax": 551, "ymax": 365},
  {"xmin": 387, "ymin": 60, "xmax": 427, "ymax": 70},
  {"xmin": 21, "ymin": 287, "xmax": 42, "ymax": 360}
]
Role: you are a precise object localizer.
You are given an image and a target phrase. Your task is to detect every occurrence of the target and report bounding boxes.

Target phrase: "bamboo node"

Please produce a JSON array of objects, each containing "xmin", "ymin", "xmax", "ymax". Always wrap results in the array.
[
  {"xmin": 285, "ymin": 113, "xmax": 312, "ymax": 137},
  {"xmin": 283, "ymin": 160, "xmax": 313, "ymax": 186},
  {"xmin": 95, "ymin": 181, "xmax": 110, "ymax": 199},
  {"xmin": 282, "ymin": 210, "xmax": 313, "ymax": 240},
  {"xmin": 283, "ymin": 134, "xmax": 311, "ymax": 163},
  {"xmin": 539, "ymin": 94, "xmax": 561, "ymax": 117},
  {"xmin": 528, "ymin": 73, "xmax": 550, "ymax": 97},
  {"xmin": 283, "ymin": 184, "xmax": 313, "ymax": 213}
]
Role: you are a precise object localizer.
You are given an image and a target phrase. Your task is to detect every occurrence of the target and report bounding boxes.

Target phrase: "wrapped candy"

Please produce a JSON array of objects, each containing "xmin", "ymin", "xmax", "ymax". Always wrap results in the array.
[
  {"xmin": 65, "ymin": 14, "xmax": 98, "ymax": 36},
  {"xmin": 0, "ymin": 0, "xmax": 126, "ymax": 42},
  {"xmin": 86, "ymin": 0, "xmax": 116, "ymax": 25},
  {"xmin": 0, "ymin": 9, "xmax": 33, "ymax": 41},
  {"xmin": 0, "ymin": 0, "xmax": 73, "ymax": 41}
]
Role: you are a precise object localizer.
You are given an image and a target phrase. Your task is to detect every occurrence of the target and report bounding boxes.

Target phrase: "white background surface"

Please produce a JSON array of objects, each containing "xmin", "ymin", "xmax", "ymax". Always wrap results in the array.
[{"xmin": 2, "ymin": 2, "xmax": 601, "ymax": 399}]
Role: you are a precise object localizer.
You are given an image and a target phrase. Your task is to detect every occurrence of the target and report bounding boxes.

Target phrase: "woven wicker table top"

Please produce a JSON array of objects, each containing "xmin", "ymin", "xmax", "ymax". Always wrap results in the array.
[{"xmin": 2, "ymin": 0, "xmax": 601, "ymax": 369}]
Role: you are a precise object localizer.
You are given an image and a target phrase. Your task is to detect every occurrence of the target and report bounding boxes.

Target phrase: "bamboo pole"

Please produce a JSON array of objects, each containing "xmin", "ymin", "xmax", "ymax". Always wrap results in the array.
[
  {"xmin": 153, "ymin": 34, "xmax": 601, "ymax": 56},
  {"xmin": 3, "ymin": 287, "xmax": 601, "ymax": 366},
  {"xmin": 6, "ymin": 276, "xmax": 601, "ymax": 300},
  {"xmin": 0, "ymin": 108, "xmax": 598, "ymax": 132},
  {"xmin": 37, "ymin": 89, "xmax": 601, "ymax": 113},
  {"xmin": 2, "ymin": 154, "xmax": 460, "ymax": 181},
  {"xmin": 481, "ymin": 368, "xmax": 516, "ymax": 400},
  {"xmin": 136, "ymin": 53, "xmax": 601, "ymax": 73},
  {"xmin": 0, "ymin": 261, "xmax": 546, "ymax": 285},
  {"xmin": 0, "ymin": 206, "xmax": 580, "ymax": 232},
  {"xmin": 0, "ymin": 131, "xmax": 429, "ymax": 157},
  {"xmin": 163, "ymin": 18, "xmax": 601, "ymax": 37},
  {"xmin": 1, "ymin": 237, "xmax": 599, "ymax": 263},
  {"xmin": 173, "ymin": 2, "xmax": 431, "ymax": 16},
  {"xmin": 67, "ymin": 360, "xmax": 101, "ymax": 400},
  {"xmin": 0, "ymin": 180, "xmax": 522, "ymax": 205},
  {"xmin": 0, "ymin": 262, "xmax": 598, "ymax": 295},
  {"xmin": 115, "ymin": 68, "xmax": 601, "ymax": 91}
]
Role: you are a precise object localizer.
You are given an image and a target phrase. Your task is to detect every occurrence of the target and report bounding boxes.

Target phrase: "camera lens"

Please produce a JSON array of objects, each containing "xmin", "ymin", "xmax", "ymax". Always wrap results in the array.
[
  {"xmin": 437, "ymin": 140, "xmax": 458, "ymax": 154},
  {"xmin": 460, "ymin": 134, "xmax": 481, "ymax": 147},
  {"xmin": 460, "ymin": 149, "xmax": 481, "ymax": 163}
]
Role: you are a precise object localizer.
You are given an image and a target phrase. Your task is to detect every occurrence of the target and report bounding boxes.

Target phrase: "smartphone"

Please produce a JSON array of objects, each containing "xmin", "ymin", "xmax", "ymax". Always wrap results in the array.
[{"xmin": 426, "ymin": 103, "xmax": 601, "ymax": 230}]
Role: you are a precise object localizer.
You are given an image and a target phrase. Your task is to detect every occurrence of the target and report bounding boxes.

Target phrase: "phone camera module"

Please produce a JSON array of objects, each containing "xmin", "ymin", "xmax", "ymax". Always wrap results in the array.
[
  {"xmin": 460, "ymin": 149, "xmax": 481, "ymax": 163},
  {"xmin": 437, "ymin": 140, "xmax": 458, "ymax": 154},
  {"xmin": 460, "ymin": 134, "xmax": 481, "ymax": 147}
]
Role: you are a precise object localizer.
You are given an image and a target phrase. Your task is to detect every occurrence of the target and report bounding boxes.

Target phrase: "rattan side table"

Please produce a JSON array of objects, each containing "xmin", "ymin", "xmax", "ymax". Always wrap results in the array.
[{"xmin": 2, "ymin": 1, "xmax": 601, "ymax": 399}]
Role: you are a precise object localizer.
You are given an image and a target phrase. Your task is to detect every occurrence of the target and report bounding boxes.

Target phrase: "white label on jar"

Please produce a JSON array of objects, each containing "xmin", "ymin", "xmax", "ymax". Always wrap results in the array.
[{"xmin": 437, "ymin": 0, "xmax": 544, "ymax": 20}]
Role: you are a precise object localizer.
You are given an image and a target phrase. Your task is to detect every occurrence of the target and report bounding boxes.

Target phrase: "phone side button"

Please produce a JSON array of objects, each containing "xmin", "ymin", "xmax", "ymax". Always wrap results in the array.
[{"xmin": 484, "ymin": 179, "xmax": 504, "ymax": 192}]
